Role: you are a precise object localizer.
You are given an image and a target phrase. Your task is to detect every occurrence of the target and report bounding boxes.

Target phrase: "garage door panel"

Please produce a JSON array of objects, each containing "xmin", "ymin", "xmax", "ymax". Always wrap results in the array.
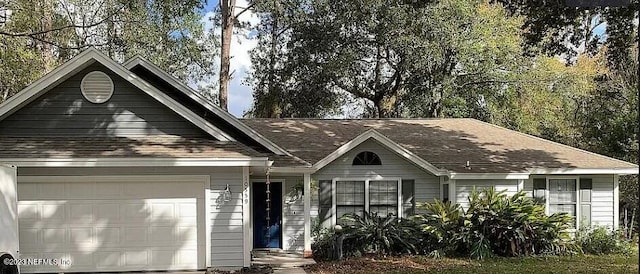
[{"xmin": 18, "ymin": 178, "xmax": 205, "ymax": 273}]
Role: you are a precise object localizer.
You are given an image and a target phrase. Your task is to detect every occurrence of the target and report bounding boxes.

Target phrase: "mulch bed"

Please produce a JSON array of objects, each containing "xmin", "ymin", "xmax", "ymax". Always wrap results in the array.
[{"xmin": 304, "ymin": 256, "xmax": 474, "ymax": 274}]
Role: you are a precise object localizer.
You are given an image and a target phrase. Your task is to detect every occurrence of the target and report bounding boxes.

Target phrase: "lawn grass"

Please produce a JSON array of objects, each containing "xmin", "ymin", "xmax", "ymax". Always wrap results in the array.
[{"xmin": 305, "ymin": 250, "xmax": 639, "ymax": 274}]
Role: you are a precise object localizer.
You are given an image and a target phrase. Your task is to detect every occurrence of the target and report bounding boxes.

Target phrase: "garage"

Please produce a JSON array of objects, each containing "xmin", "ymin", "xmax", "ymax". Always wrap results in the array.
[{"xmin": 16, "ymin": 175, "xmax": 207, "ymax": 273}]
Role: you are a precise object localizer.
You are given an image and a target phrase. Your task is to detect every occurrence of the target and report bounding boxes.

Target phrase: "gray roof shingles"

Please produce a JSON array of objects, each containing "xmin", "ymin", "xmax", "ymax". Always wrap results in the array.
[{"xmin": 242, "ymin": 118, "xmax": 638, "ymax": 173}]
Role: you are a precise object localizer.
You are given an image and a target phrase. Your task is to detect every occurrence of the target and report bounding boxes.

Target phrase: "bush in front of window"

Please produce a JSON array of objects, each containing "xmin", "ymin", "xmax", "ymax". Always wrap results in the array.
[
  {"xmin": 577, "ymin": 226, "xmax": 633, "ymax": 255},
  {"xmin": 413, "ymin": 187, "xmax": 581, "ymax": 259},
  {"xmin": 339, "ymin": 212, "xmax": 419, "ymax": 256}
]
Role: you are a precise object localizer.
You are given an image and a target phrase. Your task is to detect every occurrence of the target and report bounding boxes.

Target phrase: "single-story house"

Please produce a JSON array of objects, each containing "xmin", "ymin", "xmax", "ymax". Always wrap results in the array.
[{"xmin": 0, "ymin": 48, "xmax": 636, "ymax": 273}]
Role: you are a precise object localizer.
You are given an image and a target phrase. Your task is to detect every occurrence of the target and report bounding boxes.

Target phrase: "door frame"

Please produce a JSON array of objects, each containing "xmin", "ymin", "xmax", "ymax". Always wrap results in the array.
[{"xmin": 250, "ymin": 179, "xmax": 285, "ymax": 250}]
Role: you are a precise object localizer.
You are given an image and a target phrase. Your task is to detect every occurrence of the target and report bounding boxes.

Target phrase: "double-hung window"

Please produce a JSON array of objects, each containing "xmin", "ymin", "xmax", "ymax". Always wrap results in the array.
[
  {"xmin": 532, "ymin": 177, "xmax": 592, "ymax": 229},
  {"xmin": 333, "ymin": 178, "xmax": 403, "ymax": 225}
]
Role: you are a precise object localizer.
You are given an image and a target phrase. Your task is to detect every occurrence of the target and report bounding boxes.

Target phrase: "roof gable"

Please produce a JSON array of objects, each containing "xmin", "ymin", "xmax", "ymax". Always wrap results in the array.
[
  {"xmin": 0, "ymin": 48, "xmax": 234, "ymax": 141},
  {"xmin": 123, "ymin": 56, "xmax": 289, "ymax": 155},
  {"xmin": 313, "ymin": 129, "xmax": 447, "ymax": 175}
]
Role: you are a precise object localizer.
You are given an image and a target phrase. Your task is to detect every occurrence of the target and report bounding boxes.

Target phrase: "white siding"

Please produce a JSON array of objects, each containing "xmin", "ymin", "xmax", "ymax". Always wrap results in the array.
[
  {"xmin": 591, "ymin": 175, "xmax": 614, "ymax": 227},
  {"xmin": 209, "ymin": 167, "xmax": 244, "ymax": 267},
  {"xmin": 455, "ymin": 179, "xmax": 518, "ymax": 209},
  {"xmin": 313, "ymin": 139, "xmax": 440, "ymax": 224}
]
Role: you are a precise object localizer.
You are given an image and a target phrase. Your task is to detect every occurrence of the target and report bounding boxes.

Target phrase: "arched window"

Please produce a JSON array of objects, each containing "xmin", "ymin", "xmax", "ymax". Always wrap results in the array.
[{"xmin": 352, "ymin": 151, "xmax": 381, "ymax": 165}]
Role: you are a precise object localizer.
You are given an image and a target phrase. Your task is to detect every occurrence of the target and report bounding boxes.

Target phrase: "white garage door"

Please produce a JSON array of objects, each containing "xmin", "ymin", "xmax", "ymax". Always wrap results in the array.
[{"xmin": 16, "ymin": 176, "xmax": 207, "ymax": 273}]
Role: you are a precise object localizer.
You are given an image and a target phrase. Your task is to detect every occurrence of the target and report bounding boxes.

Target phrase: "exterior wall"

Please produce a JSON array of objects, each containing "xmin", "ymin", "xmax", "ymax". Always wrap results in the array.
[
  {"xmin": 18, "ymin": 166, "xmax": 244, "ymax": 268},
  {"xmin": 525, "ymin": 175, "xmax": 615, "ymax": 228},
  {"xmin": 313, "ymin": 139, "xmax": 440, "ymax": 227},
  {"xmin": 0, "ymin": 63, "xmax": 208, "ymax": 137},
  {"xmin": 455, "ymin": 179, "xmax": 519, "ymax": 210},
  {"xmin": 251, "ymin": 175, "xmax": 310, "ymax": 252}
]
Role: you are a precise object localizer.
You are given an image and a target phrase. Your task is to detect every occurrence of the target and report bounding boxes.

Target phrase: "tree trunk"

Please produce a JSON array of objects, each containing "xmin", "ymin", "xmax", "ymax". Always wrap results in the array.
[
  {"xmin": 219, "ymin": 0, "xmax": 236, "ymax": 111},
  {"xmin": 41, "ymin": 0, "xmax": 54, "ymax": 72}
]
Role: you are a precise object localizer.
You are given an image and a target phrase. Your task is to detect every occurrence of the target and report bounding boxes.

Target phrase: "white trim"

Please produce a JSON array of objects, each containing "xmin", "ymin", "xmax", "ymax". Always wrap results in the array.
[
  {"xmin": 546, "ymin": 176, "xmax": 581, "ymax": 228},
  {"xmin": 449, "ymin": 179, "xmax": 456, "ymax": 204},
  {"xmin": 249, "ymin": 178, "xmax": 286, "ymax": 251},
  {"xmin": 303, "ymin": 173, "xmax": 311, "ymax": 254},
  {"xmin": 0, "ymin": 48, "xmax": 236, "ymax": 142},
  {"xmin": 3, "ymin": 157, "xmax": 270, "ymax": 167},
  {"xmin": 17, "ymin": 174, "xmax": 210, "ymax": 269},
  {"xmin": 449, "ymin": 173, "xmax": 531, "ymax": 180},
  {"xmin": 527, "ymin": 168, "xmax": 638, "ymax": 175},
  {"xmin": 242, "ymin": 167, "xmax": 251, "ymax": 267},
  {"xmin": 204, "ymin": 176, "xmax": 212, "ymax": 268},
  {"xmin": 613, "ymin": 174, "xmax": 620, "ymax": 230},
  {"xmin": 269, "ymin": 167, "xmax": 314, "ymax": 173},
  {"xmin": 314, "ymin": 129, "xmax": 447, "ymax": 176},
  {"xmin": 123, "ymin": 56, "xmax": 290, "ymax": 156},
  {"xmin": 331, "ymin": 176, "xmax": 402, "ymax": 225}
]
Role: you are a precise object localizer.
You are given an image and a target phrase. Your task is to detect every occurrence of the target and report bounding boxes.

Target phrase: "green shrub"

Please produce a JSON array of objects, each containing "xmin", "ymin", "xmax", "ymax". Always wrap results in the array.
[
  {"xmin": 578, "ymin": 226, "xmax": 633, "ymax": 255},
  {"xmin": 310, "ymin": 225, "xmax": 335, "ymax": 261},
  {"xmin": 414, "ymin": 187, "xmax": 580, "ymax": 259},
  {"xmin": 341, "ymin": 211, "xmax": 418, "ymax": 255},
  {"xmin": 411, "ymin": 199, "xmax": 464, "ymax": 257}
]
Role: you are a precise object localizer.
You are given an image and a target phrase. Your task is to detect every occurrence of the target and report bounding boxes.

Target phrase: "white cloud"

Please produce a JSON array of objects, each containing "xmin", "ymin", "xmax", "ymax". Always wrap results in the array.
[{"xmin": 200, "ymin": 1, "xmax": 259, "ymax": 117}]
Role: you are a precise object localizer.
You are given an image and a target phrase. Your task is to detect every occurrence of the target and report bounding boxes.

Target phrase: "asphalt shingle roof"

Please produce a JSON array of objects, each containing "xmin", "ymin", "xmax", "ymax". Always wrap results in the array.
[{"xmin": 242, "ymin": 118, "xmax": 638, "ymax": 173}]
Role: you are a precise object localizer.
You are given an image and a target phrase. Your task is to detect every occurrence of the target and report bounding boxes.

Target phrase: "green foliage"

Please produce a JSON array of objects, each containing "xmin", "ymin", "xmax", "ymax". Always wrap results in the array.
[
  {"xmin": 411, "ymin": 200, "xmax": 463, "ymax": 257},
  {"xmin": 577, "ymin": 227, "xmax": 633, "ymax": 255},
  {"xmin": 310, "ymin": 225, "xmax": 337, "ymax": 261},
  {"xmin": 341, "ymin": 211, "xmax": 418, "ymax": 256},
  {"xmin": 0, "ymin": 0, "xmax": 218, "ymax": 104},
  {"xmin": 413, "ymin": 188, "xmax": 580, "ymax": 259}
]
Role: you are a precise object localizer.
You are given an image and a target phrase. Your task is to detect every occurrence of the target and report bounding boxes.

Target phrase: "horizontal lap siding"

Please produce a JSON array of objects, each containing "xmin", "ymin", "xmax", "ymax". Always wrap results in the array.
[
  {"xmin": 209, "ymin": 168, "xmax": 244, "ymax": 267},
  {"xmin": 18, "ymin": 166, "xmax": 245, "ymax": 268},
  {"xmin": 0, "ymin": 63, "xmax": 208, "ymax": 137},
  {"xmin": 313, "ymin": 139, "xmax": 439, "ymax": 227},
  {"xmin": 591, "ymin": 176, "xmax": 614, "ymax": 227},
  {"xmin": 455, "ymin": 179, "xmax": 518, "ymax": 210}
]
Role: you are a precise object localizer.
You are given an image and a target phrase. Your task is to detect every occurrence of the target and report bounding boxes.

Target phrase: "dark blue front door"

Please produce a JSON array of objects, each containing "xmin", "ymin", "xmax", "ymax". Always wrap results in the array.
[{"xmin": 253, "ymin": 182, "xmax": 282, "ymax": 248}]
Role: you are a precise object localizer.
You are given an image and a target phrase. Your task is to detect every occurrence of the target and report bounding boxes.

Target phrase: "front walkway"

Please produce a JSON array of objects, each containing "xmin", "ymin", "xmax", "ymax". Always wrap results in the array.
[{"xmin": 251, "ymin": 250, "xmax": 316, "ymax": 274}]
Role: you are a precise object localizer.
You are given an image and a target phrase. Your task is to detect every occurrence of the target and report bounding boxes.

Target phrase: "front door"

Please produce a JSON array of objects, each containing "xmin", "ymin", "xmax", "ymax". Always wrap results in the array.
[{"xmin": 253, "ymin": 182, "xmax": 282, "ymax": 249}]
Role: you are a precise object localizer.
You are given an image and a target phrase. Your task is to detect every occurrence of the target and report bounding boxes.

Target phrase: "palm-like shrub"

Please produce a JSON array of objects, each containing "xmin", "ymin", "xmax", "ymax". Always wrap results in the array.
[
  {"xmin": 341, "ymin": 212, "xmax": 418, "ymax": 255},
  {"xmin": 462, "ymin": 188, "xmax": 579, "ymax": 258},
  {"xmin": 414, "ymin": 187, "xmax": 579, "ymax": 259},
  {"xmin": 411, "ymin": 199, "xmax": 463, "ymax": 257}
]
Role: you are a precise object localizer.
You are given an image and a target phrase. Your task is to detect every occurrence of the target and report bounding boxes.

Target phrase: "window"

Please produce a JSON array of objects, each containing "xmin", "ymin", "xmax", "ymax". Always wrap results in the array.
[
  {"xmin": 352, "ymin": 151, "xmax": 381, "ymax": 165},
  {"xmin": 549, "ymin": 179, "xmax": 577, "ymax": 227},
  {"xmin": 333, "ymin": 178, "xmax": 407, "ymax": 224},
  {"xmin": 369, "ymin": 180, "xmax": 398, "ymax": 216},
  {"xmin": 533, "ymin": 177, "xmax": 593, "ymax": 229},
  {"xmin": 335, "ymin": 181, "xmax": 365, "ymax": 224}
]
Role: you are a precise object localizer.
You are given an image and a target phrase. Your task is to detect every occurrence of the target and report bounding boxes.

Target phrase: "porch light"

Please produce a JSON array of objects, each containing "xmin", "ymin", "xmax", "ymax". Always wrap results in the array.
[{"xmin": 223, "ymin": 184, "xmax": 232, "ymax": 202}]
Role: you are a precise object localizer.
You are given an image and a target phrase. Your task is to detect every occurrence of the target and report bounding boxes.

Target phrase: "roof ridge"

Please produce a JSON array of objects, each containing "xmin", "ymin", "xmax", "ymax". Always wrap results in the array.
[{"xmin": 470, "ymin": 119, "xmax": 638, "ymax": 168}]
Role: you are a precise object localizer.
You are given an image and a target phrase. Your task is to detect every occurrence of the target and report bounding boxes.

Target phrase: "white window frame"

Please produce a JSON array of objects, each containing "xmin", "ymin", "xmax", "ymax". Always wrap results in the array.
[
  {"xmin": 545, "ymin": 176, "xmax": 581, "ymax": 229},
  {"xmin": 331, "ymin": 177, "xmax": 402, "ymax": 225}
]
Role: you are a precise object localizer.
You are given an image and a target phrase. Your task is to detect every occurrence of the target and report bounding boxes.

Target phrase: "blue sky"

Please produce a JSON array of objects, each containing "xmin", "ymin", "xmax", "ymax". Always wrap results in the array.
[{"xmin": 200, "ymin": 0, "xmax": 258, "ymax": 117}]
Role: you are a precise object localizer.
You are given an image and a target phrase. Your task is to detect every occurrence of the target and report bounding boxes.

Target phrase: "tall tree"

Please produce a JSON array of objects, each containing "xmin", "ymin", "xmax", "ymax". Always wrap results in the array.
[
  {"xmin": 0, "ymin": 0, "xmax": 218, "ymax": 104},
  {"xmin": 217, "ymin": 0, "xmax": 255, "ymax": 110},
  {"xmin": 249, "ymin": 0, "xmax": 535, "ymax": 118}
]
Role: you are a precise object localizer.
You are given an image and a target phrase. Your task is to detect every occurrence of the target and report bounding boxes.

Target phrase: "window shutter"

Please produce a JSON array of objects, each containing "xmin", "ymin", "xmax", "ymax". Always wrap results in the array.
[
  {"xmin": 580, "ymin": 178, "xmax": 592, "ymax": 227},
  {"xmin": 533, "ymin": 178, "xmax": 546, "ymax": 204},
  {"xmin": 402, "ymin": 179, "xmax": 415, "ymax": 218},
  {"xmin": 318, "ymin": 180, "xmax": 333, "ymax": 226}
]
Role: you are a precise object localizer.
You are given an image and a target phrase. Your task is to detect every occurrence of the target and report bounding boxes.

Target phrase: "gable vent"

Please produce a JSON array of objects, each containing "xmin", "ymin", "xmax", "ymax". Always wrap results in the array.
[{"xmin": 81, "ymin": 71, "xmax": 114, "ymax": 104}]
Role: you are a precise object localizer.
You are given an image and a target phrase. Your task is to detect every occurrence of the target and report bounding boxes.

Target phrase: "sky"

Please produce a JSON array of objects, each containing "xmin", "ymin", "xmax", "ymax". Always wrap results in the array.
[{"xmin": 200, "ymin": 0, "xmax": 259, "ymax": 117}]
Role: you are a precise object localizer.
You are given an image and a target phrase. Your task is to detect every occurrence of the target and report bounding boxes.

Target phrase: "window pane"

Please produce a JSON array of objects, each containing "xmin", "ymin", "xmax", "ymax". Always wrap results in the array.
[
  {"xmin": 336, "ymin": 181, "xmax": 365, "ymax": 222},
  {"xmin": 369, "ymin": 180, "xmax": 398, "ymax": 216},
  {"xmin": 549, "ymin": 179, "xmax": 576, "ymax": 203}
]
